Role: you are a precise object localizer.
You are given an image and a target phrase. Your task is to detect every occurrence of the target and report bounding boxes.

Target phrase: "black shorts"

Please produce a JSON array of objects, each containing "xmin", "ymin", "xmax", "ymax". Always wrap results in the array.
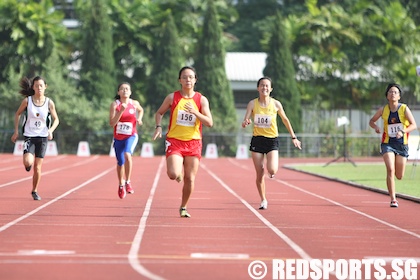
[
  {"xmin": 23, "ymin": 137, "xmax": 48, "ymax": 158},
  {"xmin": 249, "ymin": 136, "xmax": 279, "ymax": 154}
]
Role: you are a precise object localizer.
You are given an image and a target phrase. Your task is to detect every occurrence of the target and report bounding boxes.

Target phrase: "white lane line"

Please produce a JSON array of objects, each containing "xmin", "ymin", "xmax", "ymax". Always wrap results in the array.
[
  {"xmin": 0, "ymin": 155, "xmax": 98, "ymax": 188},
  {"xmin": 227, "ymin": 158, "xmax": 420, "ymax": 239},
  {"xmin": 200, "ymin": 162, "xmax": 312, "ymax": 261},
  {"xmin": 0, "ymin": 155, "xmax": 68, "ymax": 172},
  {"xmin": 277, "ymin": 179, "xmax": 420, "ymax": 239},
  {"xmin": 17, "ymin": 250, "xmax": 75, "ymax": 255},
  {"xmin": 0, "ymin": 165, "xmax": 114, "ymax": 233},
  {"xmin": 128, "ymin": 156, "xmax": 166, "ymax": 280}
]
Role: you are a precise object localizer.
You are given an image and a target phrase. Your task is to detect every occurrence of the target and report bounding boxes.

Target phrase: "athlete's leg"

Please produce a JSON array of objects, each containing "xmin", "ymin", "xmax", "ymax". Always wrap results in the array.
[
  {"xmin": 124, "ymin": 152, "xmax": 132, "ymax": 182},
  {"xmin": 23, "ymin": 138, "xmax": 35, "ymax": 171},
  {"xmin": 23, "ymin": 152, "xmax": 34, "ymax": 171},
  {"xmin": 114, "ymin": 140, "xmax": 126, "ymax": 186},
  {"xmin": 394, "ymin": 154, "xmax": 407, "ymax": 180},
  {"xmin": 180, "ymin": 156, "xmax": 199, "ymax": 208},
  {"xmin": 32, "ymin": 157, "xmax": 43, "ymax": 193},
  {"xmin": 382, "ymin": 152, "xmax": 396, "ymax": 201},
  {"xmin": 266, "ymin": 150, "xmax": 279, "ymax": 178},
  {"xmin": 251, "ymin": 152, "xmax": 266, "ymax": 201},
  {"xmin": 124, "ymin": 134, "xmax": 138, "ymax": 183},
  {"xmin": 166, "ymin": 154, "xmax": 184, "ymax": 181}
]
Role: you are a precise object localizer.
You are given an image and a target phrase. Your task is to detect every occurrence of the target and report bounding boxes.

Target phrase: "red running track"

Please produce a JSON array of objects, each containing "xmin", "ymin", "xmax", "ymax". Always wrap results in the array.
[{"xmin": 0, "ymin": 154, "xmax": 419, "ymax": 280}]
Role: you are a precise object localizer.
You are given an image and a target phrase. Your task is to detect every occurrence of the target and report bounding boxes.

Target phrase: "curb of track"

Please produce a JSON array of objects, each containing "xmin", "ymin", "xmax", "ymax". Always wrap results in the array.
[{"xmin": 284, "ymin": 165, "xmax": 420, "ymax": 204}]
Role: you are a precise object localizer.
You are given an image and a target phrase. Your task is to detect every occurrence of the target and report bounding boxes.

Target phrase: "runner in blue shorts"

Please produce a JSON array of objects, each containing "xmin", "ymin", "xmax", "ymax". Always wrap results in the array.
[
  {"xmin": 109, "ymin": 82, "xmax": 144, "ymax": 199},
  {"xmin": 369, "ymin": 83, "xmax": 417, "ymax": 208}
]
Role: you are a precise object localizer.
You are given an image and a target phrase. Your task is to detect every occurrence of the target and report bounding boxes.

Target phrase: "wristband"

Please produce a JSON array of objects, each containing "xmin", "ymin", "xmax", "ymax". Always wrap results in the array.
[
  {"xmin": 292, "ymin": 137, "xmax": 297, "ymax": 140},
  {"xmin": 155, "ymin": 125, "xmax": 162, "ymax": 129}
]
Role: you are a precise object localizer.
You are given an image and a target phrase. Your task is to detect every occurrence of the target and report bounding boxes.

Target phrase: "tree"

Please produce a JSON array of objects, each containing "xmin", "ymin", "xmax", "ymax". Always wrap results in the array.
[
  {"xmin": 43, "ymin": 49, "xmax": 109, "ymax": 154},
  {"xmin": 76, "ymin": 0, "xmax": 116, "ymax": 107},
  {"xmin": 288, "ymin": 0, "xmax": 420, "ymax": 109},
  {"xmin": 156, "ymin": 0, "xmax": 237, "ymax": 56},
  {"xmin": 194, "ymin": 0, "xmax": 237, "ymax": 156},
  {"xmin": 108, "ymin": 0, "xmax": 159, "ymax": 99},
  {"xmin": 0, "ymin": 0, "xmax": 66, "ymax": 80},
  {"xmin": 226, "ymin": 0, "xmax": 282, "ymax": 52},
  {"xmin": 263, "ymin": 12, "xmax": 302, "ymax": 133},
  {"xmin": 146, "ymin": 12, "xmax": 183, "ymax": 111}
]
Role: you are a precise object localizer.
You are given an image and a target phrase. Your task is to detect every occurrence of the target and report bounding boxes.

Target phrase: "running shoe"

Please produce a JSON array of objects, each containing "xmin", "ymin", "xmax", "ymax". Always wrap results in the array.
[
  {"xmin": 259, "ymin": 200, "xmax": 268, "ymax": 210},
  {"xmin": 25, "ymin": 165, "xmax": 32, "ymax": 172},
  {"xmin": 118, "ymin": 185, "xmax": 126, "ymax": 199},
  {"xmin": 179, "ymin": 207, "xmax": 191, "ymax": 218},
  {"xmin": 390, "ymin": 200, "xmax": 398, "ymax": 208},
  {"xmin": 125, "ymin": 182, "xmax": 134, "ymax": 194},
  {"xmin": 31, "ymin": 192, "xmax": 41, "ymax": 201}
]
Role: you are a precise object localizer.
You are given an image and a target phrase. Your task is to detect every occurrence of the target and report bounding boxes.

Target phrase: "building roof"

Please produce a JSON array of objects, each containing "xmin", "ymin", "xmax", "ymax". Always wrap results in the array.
[{"xmin": 225, "ymin": 52, "xmax": 267, "ymax": 82}]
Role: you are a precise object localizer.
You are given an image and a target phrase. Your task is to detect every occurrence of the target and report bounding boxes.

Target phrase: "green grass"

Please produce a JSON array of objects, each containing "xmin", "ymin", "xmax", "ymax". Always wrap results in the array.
[{"xmin": 288, "ymin": 163, "xmax": 420, "ymax": 198}]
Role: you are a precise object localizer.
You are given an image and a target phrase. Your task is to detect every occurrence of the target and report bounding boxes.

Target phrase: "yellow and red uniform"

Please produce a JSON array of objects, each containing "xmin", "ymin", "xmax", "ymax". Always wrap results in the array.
[
  {"xmin": 167, "ymin": 91, "xmax": 202, "ymax": 140},
  {"xmin": 165, "ymin": 91, "xmax": 203, "ymax": 158}
]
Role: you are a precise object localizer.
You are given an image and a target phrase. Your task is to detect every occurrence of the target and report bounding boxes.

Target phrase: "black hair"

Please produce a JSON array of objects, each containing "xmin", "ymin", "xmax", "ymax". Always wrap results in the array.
[
  {"xmin": 257, "ymin": 76, "xmax": 273, "ymax": 87},
  {"xmin": 178, "ymin": 66, "xmax": 197, "ymax": 79},
  {"xmin": 19, "ymin": 76, "xmax": 46, "ymax": 96},
  {"xmin": 384, "ymin": 83, "xmax": 402, "ymax": 97},
  {"xmin": 114, "ymin": 82, "xmax": 131, "ymax": 100}
]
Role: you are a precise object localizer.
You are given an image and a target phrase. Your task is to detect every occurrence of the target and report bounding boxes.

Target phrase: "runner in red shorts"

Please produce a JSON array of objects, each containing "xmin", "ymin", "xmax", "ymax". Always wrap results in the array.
[{"xmin": 153, "ymin": 66, "xmax": 213, "ymax": 218}]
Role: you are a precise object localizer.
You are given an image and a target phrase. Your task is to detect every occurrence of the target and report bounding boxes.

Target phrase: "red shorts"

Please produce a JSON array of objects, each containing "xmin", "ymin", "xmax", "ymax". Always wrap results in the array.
[{"xmin": 165, "ymin": 138, "xmax": 202, "ymax": 159}]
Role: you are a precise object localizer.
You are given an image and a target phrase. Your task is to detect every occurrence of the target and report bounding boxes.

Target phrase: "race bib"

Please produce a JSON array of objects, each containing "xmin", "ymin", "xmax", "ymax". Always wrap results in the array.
[
  {"xmin": 388, "ymin": 123, "xmax": 403, "ymax": 137},
  {"xmin": 254, "ymin": 114, "xmax": 272, "ymax": 128},
  {"xmin": 176, "ymin": 110, "xmax": 196, "ymax": 127},
  {"xmin": 116, "ymin": 122, "xmax": 133, "ymax": 135},
  {"xmin": 29, "ymin": 118, "xmax": 45, "ymax": 132}
]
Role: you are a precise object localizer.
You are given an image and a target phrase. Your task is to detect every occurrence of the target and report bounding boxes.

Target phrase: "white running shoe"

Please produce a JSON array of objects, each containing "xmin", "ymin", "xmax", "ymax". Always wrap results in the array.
[
  {"xmin": 390, "ymin": 200, "xmax": 398, "ymax": 208},
  {"xmin": 259, "ymin": 200, "xmax": 268, "ymax": 210}
]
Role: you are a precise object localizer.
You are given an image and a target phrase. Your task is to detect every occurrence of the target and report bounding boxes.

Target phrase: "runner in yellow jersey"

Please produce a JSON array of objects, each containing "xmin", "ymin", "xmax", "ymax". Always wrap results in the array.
[
  {"xmin": 242, "ymin": 77, "xmax": 301, "ymax": 210},
  {"xmin": 153, "ymin": 66, "xmax": 213, "ymax": 218},
  {"xmin": 369, "ymin": 83, "xmax": 417, "ymax": 208}
]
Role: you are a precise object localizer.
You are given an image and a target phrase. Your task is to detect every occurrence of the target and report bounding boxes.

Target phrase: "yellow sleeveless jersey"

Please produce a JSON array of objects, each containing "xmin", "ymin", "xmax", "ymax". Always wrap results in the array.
[
  {"xmin": 252, "ymin": 98, "xmax": 278, "ymax": 138},
  {"xmin": 381, "ymin": 103, "xmax": 409, "ymax": 144},
  {"xmin": 167, "ymin": 91, "xmax": 202, "ymax": 141}
]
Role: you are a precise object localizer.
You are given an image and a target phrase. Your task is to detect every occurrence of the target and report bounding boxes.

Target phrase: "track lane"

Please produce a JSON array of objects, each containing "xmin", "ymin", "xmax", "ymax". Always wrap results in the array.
[
  {"xmin": 0, "ymin": 155, "xmax": 418, "ymax": 280},
  {"xmin": 0, "ymin": 155, "xmax": 160, "ymax": 280},
  {"xmin": 199, "ymin": 158, "xmax": 420, "ymax": 277}
]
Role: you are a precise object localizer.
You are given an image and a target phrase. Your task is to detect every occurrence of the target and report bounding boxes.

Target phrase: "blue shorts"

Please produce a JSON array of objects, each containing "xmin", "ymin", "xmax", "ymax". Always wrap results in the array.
[
  {"xmin": 380, "ymin": 142, "xmax": 409, "ymax": 158},
  {"xmin": 249, "ymin": 136, "xmax": 279, "ymax": 154},
  {"xmin": 113, "ymin": 134, "xmax": 138, "ymax": 166}
]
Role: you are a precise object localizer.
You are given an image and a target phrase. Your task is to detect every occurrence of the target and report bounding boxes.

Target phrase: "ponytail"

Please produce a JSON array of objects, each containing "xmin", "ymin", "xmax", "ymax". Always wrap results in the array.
[{"xmin": 19, "ymin": 77, "xmax": 34, "ymax": 96}]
